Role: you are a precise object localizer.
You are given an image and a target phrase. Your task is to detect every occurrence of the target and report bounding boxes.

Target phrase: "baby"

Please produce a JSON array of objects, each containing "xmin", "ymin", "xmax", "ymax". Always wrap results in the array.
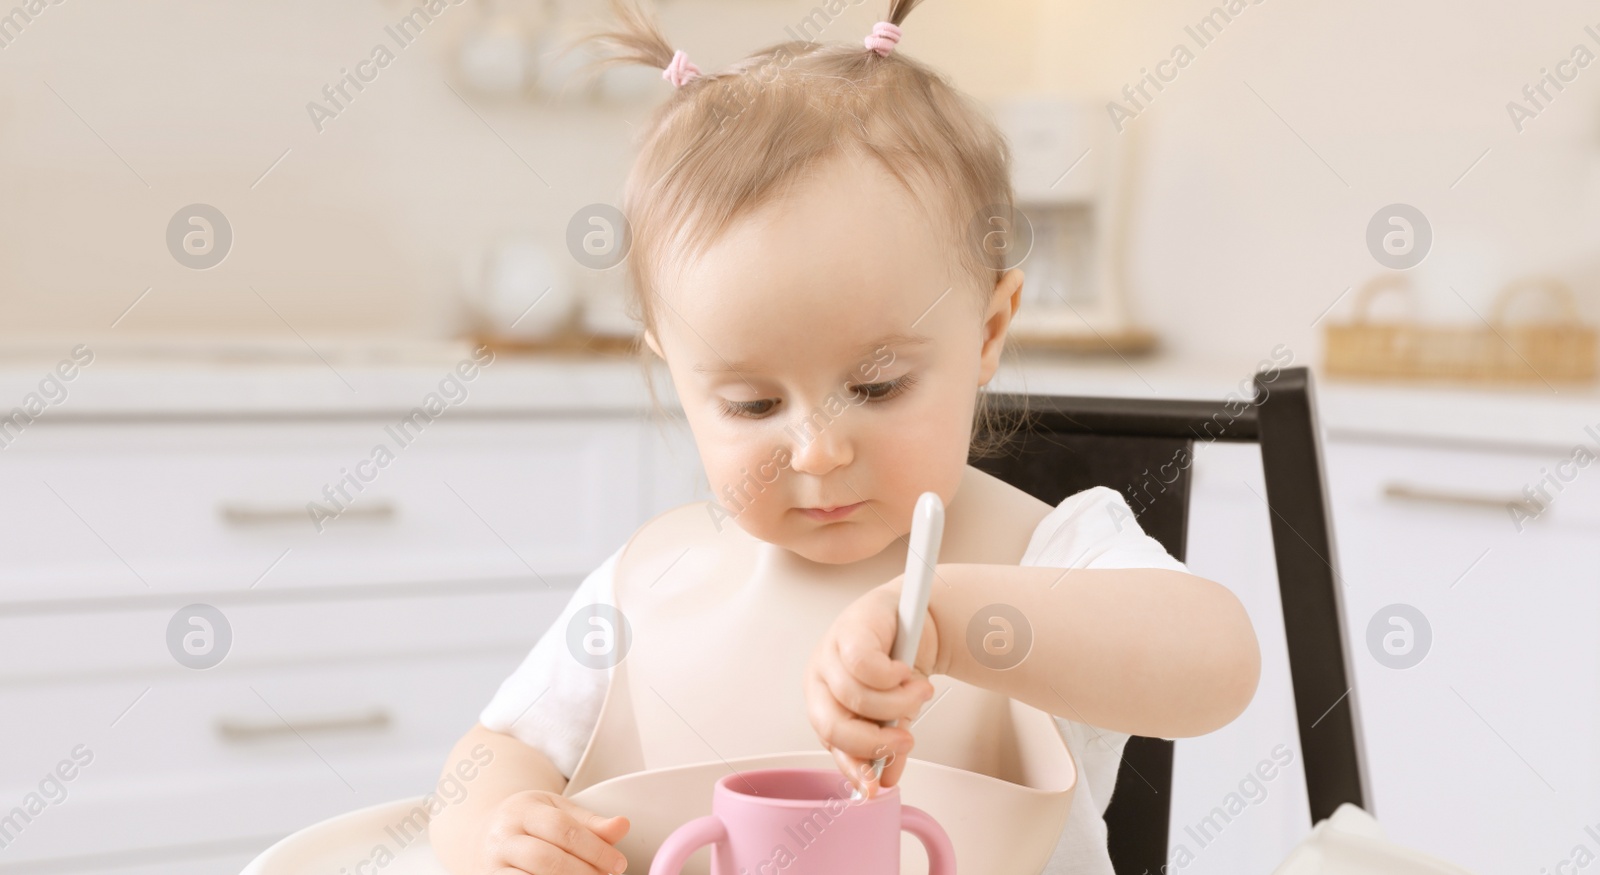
[{"xmin": 429, "ymin": 2, "xmax": 1261, "ymax": 873}]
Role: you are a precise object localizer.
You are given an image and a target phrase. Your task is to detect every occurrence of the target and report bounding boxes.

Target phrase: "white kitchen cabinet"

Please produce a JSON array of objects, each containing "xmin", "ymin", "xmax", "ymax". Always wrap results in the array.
[
  {"xmin": 0, "ymin": 419, "xmax": 654, "ymax": 597},
  {"xmin": 1324, "ymin": 437, "xmax": 1600, "ymax": 873},
  {"xmin": 1129, "ymin": 435, "xmax": 1600, "ymax": 875},
  {"xmin": 0, "ymin": 412, "xmax": 687, "ymax": 873}
]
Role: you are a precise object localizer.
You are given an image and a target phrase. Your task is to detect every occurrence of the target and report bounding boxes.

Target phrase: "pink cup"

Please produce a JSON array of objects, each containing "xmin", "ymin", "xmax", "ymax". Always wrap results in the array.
[{"xmin": 649, "ymin": 767, "xmax": 955, "ymax": 875}]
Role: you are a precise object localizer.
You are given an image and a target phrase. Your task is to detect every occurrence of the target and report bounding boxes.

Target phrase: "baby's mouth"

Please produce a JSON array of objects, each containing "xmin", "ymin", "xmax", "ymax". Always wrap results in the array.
[{"xmin": 798, "ymin": 501, "xmax": 865, "ymax": 521}]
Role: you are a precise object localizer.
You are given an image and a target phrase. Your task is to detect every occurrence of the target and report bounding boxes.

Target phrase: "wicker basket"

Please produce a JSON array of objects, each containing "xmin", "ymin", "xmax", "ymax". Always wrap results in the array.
[{"xmin": 1323, "ymin": 275, "xmax": 1597, "ymax": 383}]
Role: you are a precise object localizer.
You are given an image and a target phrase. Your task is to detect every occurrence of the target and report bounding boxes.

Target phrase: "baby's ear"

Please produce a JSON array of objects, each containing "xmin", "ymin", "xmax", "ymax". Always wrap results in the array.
[
  {"xmin": 642, "ymin": 328, "xmax": 664, "ymax": 359},
  {"xmin": 978, "ymin": 268, "xmax": 1024, "ymax": 384}
]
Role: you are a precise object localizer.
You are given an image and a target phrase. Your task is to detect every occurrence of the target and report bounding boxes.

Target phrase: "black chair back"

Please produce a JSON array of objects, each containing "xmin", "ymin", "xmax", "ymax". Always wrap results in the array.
[{"xmin": 970, "ymin": 367, "xmax": 1368, "ymax": 874}]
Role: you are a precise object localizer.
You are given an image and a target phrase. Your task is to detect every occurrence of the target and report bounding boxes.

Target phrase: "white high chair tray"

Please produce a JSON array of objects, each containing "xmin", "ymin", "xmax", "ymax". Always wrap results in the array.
[{"xmin": 241, "ymin": 796, "xmax": 447, "ymax": 875}]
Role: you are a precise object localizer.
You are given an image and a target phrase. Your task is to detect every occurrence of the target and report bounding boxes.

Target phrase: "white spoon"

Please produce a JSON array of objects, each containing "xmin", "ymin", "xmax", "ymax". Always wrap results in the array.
[{"xmin": 851, "ymin": 491, "xmax": 944, "ymax": 801}]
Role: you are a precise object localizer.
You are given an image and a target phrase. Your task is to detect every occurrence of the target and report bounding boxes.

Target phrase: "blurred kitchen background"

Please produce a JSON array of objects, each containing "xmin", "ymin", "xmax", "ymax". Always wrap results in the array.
[{"xmin": 1, "ymin": 1, "xmax": 1598, "ymax": 873}]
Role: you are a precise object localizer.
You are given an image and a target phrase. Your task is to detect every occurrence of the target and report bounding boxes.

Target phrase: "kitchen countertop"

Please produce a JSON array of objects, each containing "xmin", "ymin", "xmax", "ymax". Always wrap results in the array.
[{"xmin": 0, "ymin": 340, "xmax": 1595, "ymax": 453}]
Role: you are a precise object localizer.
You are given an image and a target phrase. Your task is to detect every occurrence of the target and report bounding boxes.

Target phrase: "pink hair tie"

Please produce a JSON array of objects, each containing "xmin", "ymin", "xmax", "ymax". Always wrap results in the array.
[
  {"xmin": 662, "ymin": 49, "xmax": 701, "ymax": 87},
  {"xmin": 864, "ymin": 21, "xmax": 901, "ymax": 56}
]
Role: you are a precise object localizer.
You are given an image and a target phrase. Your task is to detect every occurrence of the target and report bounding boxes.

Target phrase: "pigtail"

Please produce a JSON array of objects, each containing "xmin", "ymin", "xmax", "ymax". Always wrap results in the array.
[
  {"xmin": 556, "ymin": 0, "xmax": 680, "ymax": 83},
  {"xmin": 862, "ymin": 0, "xmax": 925, "ymax": 59},
  {"xmin": 885, "ymin": 0, "xmax": 927, "ymax": 27}
]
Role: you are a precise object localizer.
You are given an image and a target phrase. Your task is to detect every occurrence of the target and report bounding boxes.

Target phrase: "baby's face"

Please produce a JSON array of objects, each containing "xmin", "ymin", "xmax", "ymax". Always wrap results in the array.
[{"xmin": 650, "ymin": 150, "xmax": 1016, "ymax": 565}]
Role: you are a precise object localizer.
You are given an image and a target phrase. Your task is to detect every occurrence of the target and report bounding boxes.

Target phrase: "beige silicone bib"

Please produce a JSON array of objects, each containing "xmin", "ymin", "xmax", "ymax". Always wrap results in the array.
[{"xmin": 563, "ymin": 468, "xmax": 1079, "ymax": 875}]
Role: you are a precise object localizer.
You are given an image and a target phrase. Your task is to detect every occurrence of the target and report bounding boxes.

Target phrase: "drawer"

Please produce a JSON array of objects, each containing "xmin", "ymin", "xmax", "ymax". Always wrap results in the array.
[
  {"xmin": 0, "ymin": 418, "xmax": 650, "ymax": 598},
  {"xmin": 1325, "ymin": 438, "xmax": 1600, "ymax": 608},
  {"xmin": 1323, "ymin": 438, "xmax": 1600, "ymax": 866},
  {"xmin": 1328, "ymin": 437, "xmax": 1600, "ymax": 534},
  {"xmin": 0, "ymin": 585, "xmax": 574, "ymax": 679},
  {"xmin": 0, "ymin": 650, "xmax": 529, "ymax": 864}
]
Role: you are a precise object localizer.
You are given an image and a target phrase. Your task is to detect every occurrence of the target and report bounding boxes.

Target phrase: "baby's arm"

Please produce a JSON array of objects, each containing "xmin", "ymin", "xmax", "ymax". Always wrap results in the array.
[
  {"xmin": 430, "ymin": 724, "xmax": 565, "ymax": 866},
  {"xmin": 928, "ymin": 563, "xmax": 1260, "ymax": 739},
  {"xmin": 430, "ymin": 724, "xmax": 629, "ymax": 875}
]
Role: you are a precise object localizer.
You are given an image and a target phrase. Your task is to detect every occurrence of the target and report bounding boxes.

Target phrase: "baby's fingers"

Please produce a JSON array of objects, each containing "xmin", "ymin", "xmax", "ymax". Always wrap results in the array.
[
  {"xmin": 806, "ymin": 671, "xmax": 913, "ymax": 757},
  {"xmin": 517, "ymin": 805, "xmax": 628, "ymax": 874},
  {"xmin": 835, "ymin": 627, "xmax": 911, "ymax": 690},
  {"xmin": 844, "ymin": 702, "xmax": 927, "ymax": 797},
  {"xmin": 830, "ymin": 738, "xmax": 913, "ymax": 800},
  {"xmin": 498, "ymin": 833, "xmax": 615, "ymax": 875},
  {"xmin": 821, "ymin": 652, "xmax": 932, "ymax": 723},
  {"xmin": 831, "ymin": 744, "xmax": 874, "ymax": 798},
  {"xmin": 876, "ymin": 735, "xmax": 913, "ymax": 790}
]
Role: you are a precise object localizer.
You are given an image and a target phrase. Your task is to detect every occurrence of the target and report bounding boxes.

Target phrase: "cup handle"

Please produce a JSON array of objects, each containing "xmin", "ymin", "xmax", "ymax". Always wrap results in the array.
[
  {"xmin": 648, "ymin": 814, "xmax": 727, "ymax": 875},
  {"xmin": 900, "ymin": 804, "xmax": 956, "ymax": 875}
]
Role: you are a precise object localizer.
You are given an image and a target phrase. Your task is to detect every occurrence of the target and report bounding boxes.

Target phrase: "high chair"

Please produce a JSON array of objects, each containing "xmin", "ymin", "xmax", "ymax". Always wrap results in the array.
[
  {"xmin": 970, "ymin": 366, "xmax": 1368, "ymax": 874},
  {"xmin": 241, "ymin": 366, "xmax": 1367, "ymax": 875}
]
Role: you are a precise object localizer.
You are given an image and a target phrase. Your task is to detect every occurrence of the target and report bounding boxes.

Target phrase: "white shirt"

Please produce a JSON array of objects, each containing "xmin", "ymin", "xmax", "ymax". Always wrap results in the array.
[{"xmin": 480, "ymin": 486, "xmax": 1190, "ymax": 875}]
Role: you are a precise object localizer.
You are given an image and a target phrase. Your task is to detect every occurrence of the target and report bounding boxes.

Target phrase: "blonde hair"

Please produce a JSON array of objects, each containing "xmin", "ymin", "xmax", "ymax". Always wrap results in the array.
[{"xmin": 570, "ymin": 0, "xmax": 1026, "ymax": 456}]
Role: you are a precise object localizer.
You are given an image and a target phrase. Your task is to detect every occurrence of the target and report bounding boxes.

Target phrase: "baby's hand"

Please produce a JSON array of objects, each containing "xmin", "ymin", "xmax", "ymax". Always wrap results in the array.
[
  {"xmin": 477, "ymin": 790, "xmax": 629, "ymax": 874},
  {"xmin": 804, "ymin": 577, "xmax": 939, "ymax": 799}
]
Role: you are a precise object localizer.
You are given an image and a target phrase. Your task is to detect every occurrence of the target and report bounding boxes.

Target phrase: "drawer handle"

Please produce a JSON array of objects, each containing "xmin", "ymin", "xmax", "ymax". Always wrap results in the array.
[
  {"xmin": 219, "ymin": 500, "xmax": 398, "ymax": 526},
  {"xmin": 1382, "ymin": 482, "xmax": 1537, "ymax": 514},
  {"xmin": 217, "ymin": 708, "xmax": 392, "ymax": 742}
]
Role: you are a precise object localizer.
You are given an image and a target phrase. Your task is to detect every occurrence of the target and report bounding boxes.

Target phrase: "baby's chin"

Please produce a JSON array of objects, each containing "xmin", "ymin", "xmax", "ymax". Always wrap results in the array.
[{"xmin": 747, "ymin": 519, "xmax": 897, "ymax": 566}]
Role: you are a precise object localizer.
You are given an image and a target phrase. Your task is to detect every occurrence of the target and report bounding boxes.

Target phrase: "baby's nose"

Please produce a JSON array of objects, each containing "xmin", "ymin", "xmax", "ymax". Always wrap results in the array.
[{"xmin": 786, "ymin": 414, "xmax": 854, "ymax": 475}]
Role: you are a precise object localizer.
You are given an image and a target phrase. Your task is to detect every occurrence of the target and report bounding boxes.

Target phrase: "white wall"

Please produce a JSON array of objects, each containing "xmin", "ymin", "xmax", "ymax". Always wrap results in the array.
[
  {"xmin": 4, "ymin": 0, "xmax": 1593, "ymax": 372},
  {"xmin": 0, "ymin": 0, "xmax": 1038, "ymax": 342},
  {"xmin": 1038, "ymin": 0, "xmax": 1600, "ymax": 369}
]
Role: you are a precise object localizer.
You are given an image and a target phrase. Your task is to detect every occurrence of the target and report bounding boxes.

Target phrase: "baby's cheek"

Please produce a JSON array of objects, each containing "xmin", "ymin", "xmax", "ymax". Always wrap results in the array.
[
  {"xmin": 870, "ymin": 407, "xmax": 967, "ymax": 483},
  {"xmin": 704, "ymin": 449, "xmax": 793, "ymax": 522}
]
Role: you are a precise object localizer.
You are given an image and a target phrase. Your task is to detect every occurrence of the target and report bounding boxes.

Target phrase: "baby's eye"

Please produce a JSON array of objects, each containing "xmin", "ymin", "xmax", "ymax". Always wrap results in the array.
[
  {"xmin": 851, "ymin": 374, "xmax": 916, "ymax": 403},
  {"xmin": 719, "ymin": 397, "xmax": 780, "ymax": 419}
]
